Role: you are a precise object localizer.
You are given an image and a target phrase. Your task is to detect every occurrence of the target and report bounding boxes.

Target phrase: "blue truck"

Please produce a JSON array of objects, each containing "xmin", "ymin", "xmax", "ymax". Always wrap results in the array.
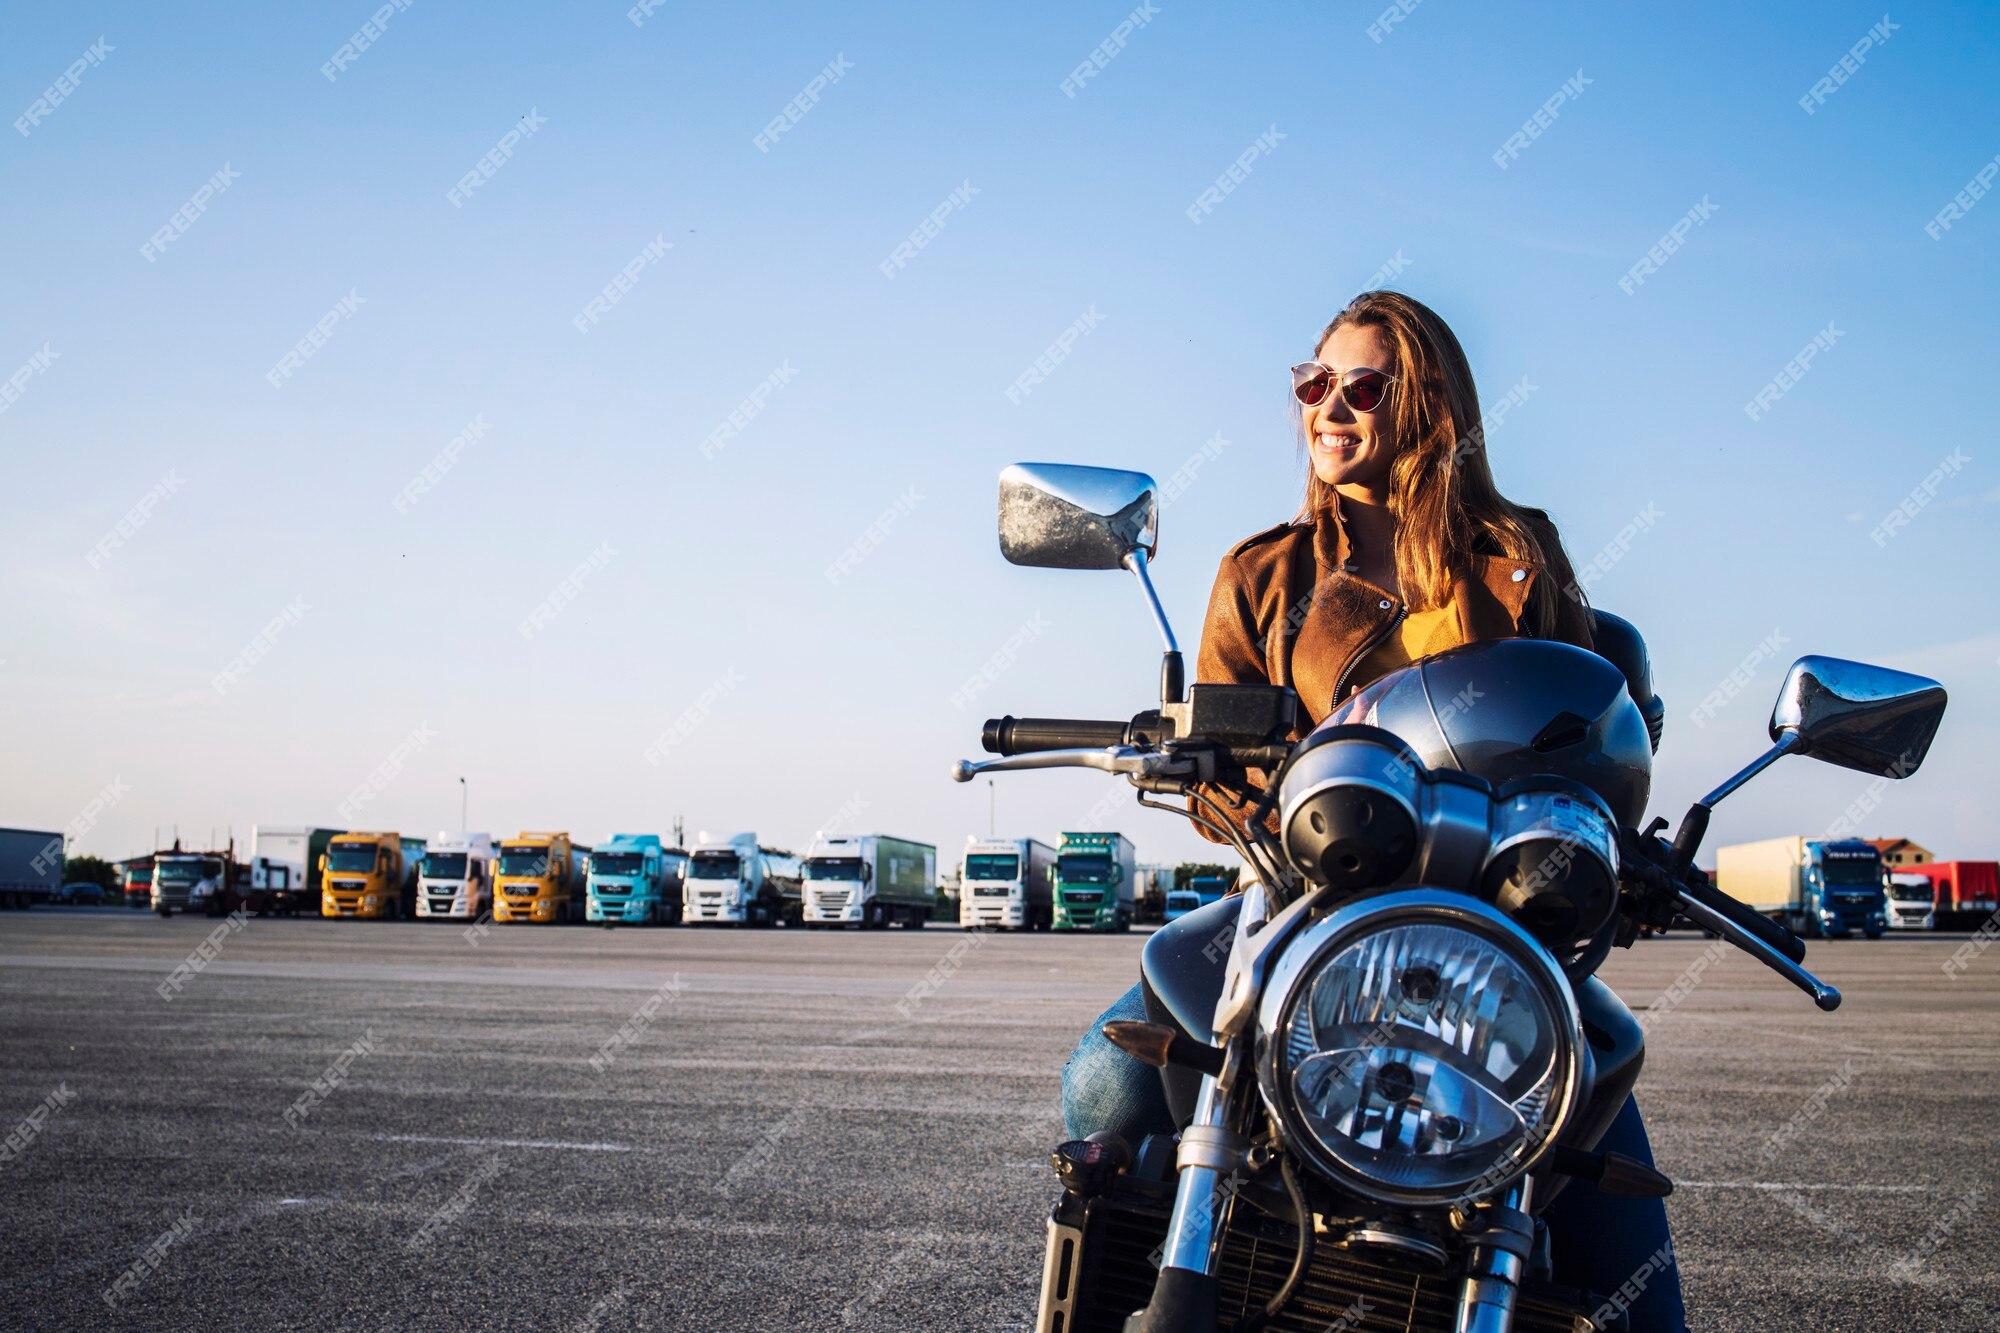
[
  {"xmin": 1164, "ymin": 874, "xmax": 1230, "ymax": 923},
  {"xmin": 1718, "ymin": 835, "xmax": 1888, "ymax": 940},
  {"xmin": 586, "ymin": 834, "xmax": 689, "ymax": 925}
]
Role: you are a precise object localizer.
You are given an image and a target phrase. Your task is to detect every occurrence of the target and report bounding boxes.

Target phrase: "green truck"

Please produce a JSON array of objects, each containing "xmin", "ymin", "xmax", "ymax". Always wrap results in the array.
[{"xmin": 1053, "ymin": 832, "xmax": 1137, "ymax": 932}]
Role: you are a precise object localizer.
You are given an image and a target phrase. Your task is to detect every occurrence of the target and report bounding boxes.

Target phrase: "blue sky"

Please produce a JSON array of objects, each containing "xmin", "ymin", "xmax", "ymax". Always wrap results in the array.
[{"xmin": 3, "ymin": 1, "xmax": 1995, "ymax": 871}]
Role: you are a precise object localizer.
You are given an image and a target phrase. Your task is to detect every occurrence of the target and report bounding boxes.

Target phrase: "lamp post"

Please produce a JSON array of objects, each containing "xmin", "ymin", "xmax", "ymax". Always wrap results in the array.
[{"xmin": 459, "ymin": 777, "xmax": 467, "ymax": 832}]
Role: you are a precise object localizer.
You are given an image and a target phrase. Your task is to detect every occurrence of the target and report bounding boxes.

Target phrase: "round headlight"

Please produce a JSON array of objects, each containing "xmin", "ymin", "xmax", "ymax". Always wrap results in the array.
[{"xmin": 1257, "ymin": 890, "xmax": 1583, "ymax": 1205}]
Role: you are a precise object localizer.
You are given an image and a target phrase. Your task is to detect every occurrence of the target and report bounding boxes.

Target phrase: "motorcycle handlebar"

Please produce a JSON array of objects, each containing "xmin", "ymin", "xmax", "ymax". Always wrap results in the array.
[
  {"xmin": 982, "ymin": 716, "xmax": 1131, "ymax": 756},
  {"xmin": 1680, "ymin": 874, "xmax": 1808, "ymax": 964}
]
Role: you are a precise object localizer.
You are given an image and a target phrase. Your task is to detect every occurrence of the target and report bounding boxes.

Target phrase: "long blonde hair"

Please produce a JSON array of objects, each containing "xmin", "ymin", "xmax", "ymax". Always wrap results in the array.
[{"xmin": 1300, "ymin": 291, "xmax": 1587, "ymax": 641}]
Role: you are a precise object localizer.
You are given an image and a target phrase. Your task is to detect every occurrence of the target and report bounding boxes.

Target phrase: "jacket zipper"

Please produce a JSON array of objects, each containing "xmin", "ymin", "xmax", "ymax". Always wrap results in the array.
[{"xmin": 1331, "ymin": 601, "xmax": 1406, "ymax": 704}]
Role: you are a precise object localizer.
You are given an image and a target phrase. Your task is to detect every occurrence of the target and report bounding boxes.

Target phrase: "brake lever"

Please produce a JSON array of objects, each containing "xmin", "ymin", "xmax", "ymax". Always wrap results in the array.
[
  {"xmin": 949, "ymin": 746, "xmax": 1195, "ymax": 783},
  {"xmin": 1672, "ymin": 888, "xmax": 1842, "ymax": 1011}
]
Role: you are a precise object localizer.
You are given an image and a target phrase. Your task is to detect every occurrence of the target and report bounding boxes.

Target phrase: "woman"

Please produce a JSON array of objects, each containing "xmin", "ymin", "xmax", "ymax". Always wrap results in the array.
[{"xmin": 1062, "ymin": 292, "xmax": 1687, "ymax": 1329}]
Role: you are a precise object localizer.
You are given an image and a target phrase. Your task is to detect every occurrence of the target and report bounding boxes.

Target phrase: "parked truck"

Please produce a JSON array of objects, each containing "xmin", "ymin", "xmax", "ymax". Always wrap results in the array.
[
  {"xmin": 803, "ymin": 834, "xmax": 937, "ymax": 929},
  {"xmin": 319, "ymin": 831, "xmax": 417, "ymax": 920},
  {"xmin": 586, "ymin": 834, "xmax": 687, "ymax": 925},
  {"xmin": 1717, "ymin": 835, "xmax": 1887, "ymax": 939},
  {"xmin": 153, "ymin": 844, "xmax": 247, "ymax": 918},
  {"xmin": 683, "ymin": 832, "xmax": 802, "ymax": 926},
  {"xmin": 1134, "ymin": 863, "xmax": 1175, "ymax": 923},
  {"xmin": 1885, "ymin": 872, "xmax": 1936, "ymax": 931},
  {"xmin": 1165, "ymin": 874, "xmax": 1230, "ymax": 923},
  {"xmin": 958, "ymin": 836, "xmax": 1056, "ymax": 931},
  {"xmin": 494, "ymin": 832, "xmax": 589, "ymax": 924},
  {"xmin": 120, "ymin": 856, "xmax": 154, "ymax": 909},
  {"xmin": 416, "ymin": 832, "xmax": 496, "ymax": 921},
  {"xmin": 0, "ymin": 827, "xmax": 63, "ymax": 910},
  {"xmin": 1053, "ymin": 832, "xmax": 1137, "ymax": 932},
  {"xmin": 246, "ymin": 826, "xmax": 343, "ymax": 917},
  {"xmin": 1890, "ymin": 861, "xmax": 1999, "ymax": 930}
]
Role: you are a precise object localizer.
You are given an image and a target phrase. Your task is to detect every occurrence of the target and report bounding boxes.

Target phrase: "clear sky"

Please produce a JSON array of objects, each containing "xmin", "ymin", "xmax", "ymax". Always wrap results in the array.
[{"xmin": 3, "ymin": 1, "xmax": 1995, "ymax": 872}]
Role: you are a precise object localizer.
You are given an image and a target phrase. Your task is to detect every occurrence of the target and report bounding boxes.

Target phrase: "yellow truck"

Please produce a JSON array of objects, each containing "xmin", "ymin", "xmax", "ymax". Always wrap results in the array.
[
  {"xmin": 319, "ymin": 831, "xmax": 417, "ymax": 919},
  {"xmin": 493, "ymin": 832, "xmax": 590, "ymax": 924}
]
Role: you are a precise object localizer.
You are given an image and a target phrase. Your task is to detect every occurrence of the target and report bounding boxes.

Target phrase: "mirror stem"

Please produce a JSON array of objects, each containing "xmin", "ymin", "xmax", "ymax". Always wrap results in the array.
[
  {"xmin": 1669, "ymin": 730, "xmax": 1804, "ymax": 872},
  {"xmin": 1120, "ymin": 549, "xmax": 1185, "ymax": 704}
]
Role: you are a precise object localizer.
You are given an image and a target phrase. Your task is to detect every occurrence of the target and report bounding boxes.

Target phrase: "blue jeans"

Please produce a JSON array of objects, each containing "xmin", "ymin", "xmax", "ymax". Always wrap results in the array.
[{"xmin": 1063, "ymin": 985, "xmax": 1688, "ymax": 1332}]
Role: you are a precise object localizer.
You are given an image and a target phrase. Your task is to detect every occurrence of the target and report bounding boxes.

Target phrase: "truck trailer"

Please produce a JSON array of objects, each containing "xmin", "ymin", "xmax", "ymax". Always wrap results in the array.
[
  {"xmin": 0, "ymin": 828, "xmax": 63, "ymax": 910},
  {"xmin": 958, "ymin": 836, "xmax": 1055, "ymax": 931},
  {"xmin": 246, "ymin": 826, "xmax": 344, "ymax": 917},
  {"xmin": 1053, "ymin": 832, "xmax": 1137, "ymax": 932},
  {"xmin": 494, "ymin": 832, "xmax": 589, "ymax": 924},
  {"xmin": 683, "ymin": 832, "xmax": 802, "ymax": 926},
  {"xmin": 803, "ymin": 834, "xmax": 937, "ymax": 929},
  {"xmin": 1717, "ymin": 835, "xmax": 1887, "ymax": 939},
  {"xmin": 586, "ymin": 834, "xmax": 688, "ymax": 925},
  {"xmin": 416, "ymin": 832, "xmax": 497, "ymax": 921},
  {"xmin": 319, "ymin": 831, "xmax": 417, "ymax": 920},
  {"xmin": 1890, "ymin": 861, "xmax": 1999, "ymax": 930}
]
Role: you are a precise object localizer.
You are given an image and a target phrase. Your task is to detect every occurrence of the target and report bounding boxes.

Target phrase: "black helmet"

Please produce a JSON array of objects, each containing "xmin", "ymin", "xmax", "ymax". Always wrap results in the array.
[{"xmin": 1324, "ymin": 638, "xmax": 1653, "ymax": 826}]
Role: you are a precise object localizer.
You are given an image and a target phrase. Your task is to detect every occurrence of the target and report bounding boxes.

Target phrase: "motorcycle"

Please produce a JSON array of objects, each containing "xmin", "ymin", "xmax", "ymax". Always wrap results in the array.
[{"xmin": 953, "ymin": 463, "xmax": 1948, "ymax": 1332}]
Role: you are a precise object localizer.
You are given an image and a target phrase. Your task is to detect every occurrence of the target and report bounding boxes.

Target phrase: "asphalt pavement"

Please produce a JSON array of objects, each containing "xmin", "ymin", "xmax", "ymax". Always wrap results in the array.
[{"xmin": 2, "ymin": 909, "xmax": 1996, "ymax": 1331}]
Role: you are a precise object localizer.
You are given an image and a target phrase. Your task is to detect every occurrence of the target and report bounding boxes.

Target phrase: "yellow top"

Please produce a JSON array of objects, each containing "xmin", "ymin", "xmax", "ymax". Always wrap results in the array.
[{"xmin": 1354, "ymin": 603, "xmax": 1469, "ymax": 690}]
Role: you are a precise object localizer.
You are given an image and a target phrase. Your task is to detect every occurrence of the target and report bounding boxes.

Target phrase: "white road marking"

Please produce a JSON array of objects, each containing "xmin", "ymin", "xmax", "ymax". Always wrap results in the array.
[
  {"xmin": 368, "ymin": 1133, "xmax": 637, "ymax": 1152},
  {"xmin": 1676, "ymin": 1181, "xmax": 1930, "ymax": 1192}
]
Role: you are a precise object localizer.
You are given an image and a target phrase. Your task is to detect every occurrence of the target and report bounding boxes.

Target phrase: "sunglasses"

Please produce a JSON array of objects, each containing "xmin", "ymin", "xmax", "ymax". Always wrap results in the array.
[{"xmin": 1291, "ymin": 362, "xmax": 1396, "ymax": 413}]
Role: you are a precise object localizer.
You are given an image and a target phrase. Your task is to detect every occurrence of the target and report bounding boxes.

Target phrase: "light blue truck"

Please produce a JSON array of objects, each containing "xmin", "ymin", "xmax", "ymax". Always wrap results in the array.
[{"xmin": 586, "ymin": 833, "xmax": 689, "ymax": 925}]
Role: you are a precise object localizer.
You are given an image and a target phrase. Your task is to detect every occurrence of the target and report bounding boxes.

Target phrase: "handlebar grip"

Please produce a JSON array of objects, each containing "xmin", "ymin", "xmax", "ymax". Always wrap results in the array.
[
  {"xmin": 1681, "ymin": 876, "xmax": 1808, "ymax": 964},
  {"xmin": 982, "ymin": 716, "xmax": 1131, "ymax": 756}
]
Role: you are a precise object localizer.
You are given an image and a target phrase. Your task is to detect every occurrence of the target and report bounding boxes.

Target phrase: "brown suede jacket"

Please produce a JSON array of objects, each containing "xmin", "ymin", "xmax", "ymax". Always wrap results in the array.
[{"xmin": 1191, "ymin": 500, "xmax": 1594, "ymax": 844}]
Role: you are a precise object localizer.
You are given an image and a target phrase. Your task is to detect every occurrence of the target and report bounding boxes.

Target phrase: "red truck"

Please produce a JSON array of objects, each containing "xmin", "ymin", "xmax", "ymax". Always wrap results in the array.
[{"xmin": 1894, "ymin": 861, "xmax": 1999, "ymax": 930}]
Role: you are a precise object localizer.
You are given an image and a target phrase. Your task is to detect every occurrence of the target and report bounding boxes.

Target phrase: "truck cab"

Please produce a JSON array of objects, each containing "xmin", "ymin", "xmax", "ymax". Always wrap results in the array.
[
  {"xmin": 417, "ymin": 833, "xmax": 496, "ymax": 921},
  {"xmin": 1164, "ymin": 877, "xmax": 1228, "ymax": 923},
  {"xmin": 803, "ymin": 835, "xmax": 936, "ymax": 929},
  {"xmin": 319, "ymin": 832, "xmax": 409, "ymax": 919},
  {"xmin": 1885, "ymin": 873, "xmax": 1936, "ymax": 930},
  {"xmin": 586, "ymin": 834, "xmax": 685, "ymax": 925},
  {"xmin": 1812, "ymin": 840, "xmax": 1889, "ymax": 939},
  {"xmin": 1053, "ymin": 832, "xmax": 1136, "ymax": 932},
  {"xmin": 494, "ymin": 832, "xmax": 586, "ymax": 924},
  {"xmin": 122, "ymin": 861, "xmax": 153, "ymax": 910},
  {"xmin": 152, "ymin": 851, "xmax": 241, "ymax": 917},
  {"xmin": 959, "ymin": 837, "xmax": 1055, "ymax": 931}
]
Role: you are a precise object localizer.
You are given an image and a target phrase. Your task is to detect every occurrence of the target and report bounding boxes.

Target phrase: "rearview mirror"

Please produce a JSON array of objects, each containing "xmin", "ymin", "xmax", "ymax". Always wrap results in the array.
[
  {"xmin": 998, "ymin": 463, "xmax": 1158, "ymax": 571},
  {"xmin": 1770, "ymin": 655, "xmax": 1947, "ymax": 778}
]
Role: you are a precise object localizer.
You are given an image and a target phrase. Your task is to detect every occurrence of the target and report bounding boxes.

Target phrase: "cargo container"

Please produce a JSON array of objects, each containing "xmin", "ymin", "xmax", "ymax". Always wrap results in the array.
[
  {"xmin": 416, "ymin": 832, "xmax": 496, "ymax": 921},
  {"xmin": 1885, "ymin": 872, "xmax": 1935, "ymax": 931},
  {"xmin": 683, "ymin": 832, "xmax": 802, "ymax": 926},
  {"xmin": 0, "ymin": 828, "xmax": 63, "ymax": 910},
  {"xmin": 319, "ymin": 831, "xmax": 417, "ymax": 920},
  {"xmin": 803, "ymin": 834, "xmax": 937, "ymax": 929},
  {"xmin": 246, "ymin": 826, "xmax": 344, "ymax": 916},
  {"xmin": 1053, "ymin": 832, "xmax": 1137, "ymax": 932},
  {"xmin": 1717, "ymin": 835, "xmax": 1887, "ymax": 939},
  {"xmin": 958, "ymin": 836, "xmax": 1055, "ymax": 931},
  {"xmin": 586, "ymin": 833, "xmax": 687, "ymax": 925},
  {"xmin": 1891, "ymin": 861, "xmax": 1999, "ymax": 930},
  {"xmin": 494, "ymin": 832, "xmax": 589, "ymax": 924}
]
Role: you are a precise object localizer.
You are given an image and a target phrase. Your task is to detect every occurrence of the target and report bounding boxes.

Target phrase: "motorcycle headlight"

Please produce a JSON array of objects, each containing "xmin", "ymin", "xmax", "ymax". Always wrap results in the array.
[{"xmin": 1257, "ymin": 890, "xmax": 1584, "ymax": 1205}]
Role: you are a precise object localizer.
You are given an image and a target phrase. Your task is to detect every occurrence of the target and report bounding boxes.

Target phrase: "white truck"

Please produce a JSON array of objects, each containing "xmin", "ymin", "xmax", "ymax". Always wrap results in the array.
[
  {"xmin": 246, "ymin": 826, "xmax": 344, "ymax": 917},
  {"xmin": 803, "ymin": 834, "xmax": 937, "ymax": 929},
  {"xmin": 1885, "ymin": 872, "xmax": 1936, "ymax": 931},
  {"xmin": 958, "ymin": 836, "xmax": 1056, "ymax": 931},
  {"xmin": 683, "ymin": 832, "xmax": 803, "ymax": 927},
  {"xmin": 416, "ymin": 832, "xmax": 497, "ymax": 921}
]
